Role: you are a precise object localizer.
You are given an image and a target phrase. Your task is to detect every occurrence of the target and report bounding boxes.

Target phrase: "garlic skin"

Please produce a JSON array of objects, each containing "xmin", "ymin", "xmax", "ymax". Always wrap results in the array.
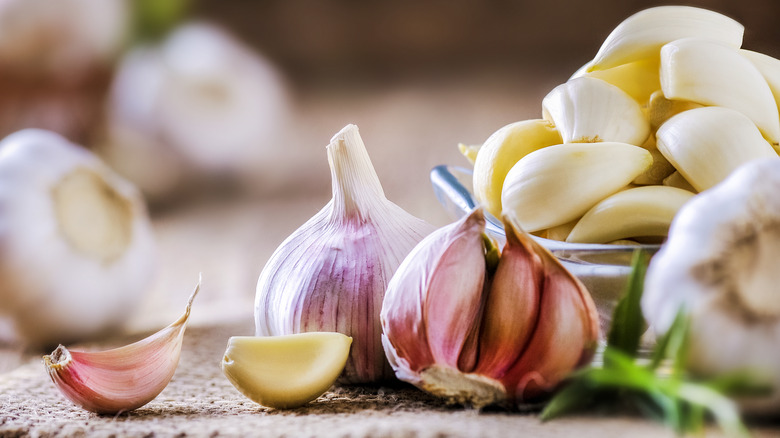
[
  {"xmin": 255, "ymin": 124, "xmax": 436, "ymax": 384},
  {"xmin": 44, "ymin": 279, "xmax": 200, "ymax": 414},
  {"xmin": 0, "ymin": 129, "xmax": 156, "ymax": 346},
  {"xmin": 101, "ymin": 22, "xmax": 291, "ymax": 201},
  {"xmin": 381, "ymin": 209, "xmax": 599, "ymax": 407},
  {"xmin": 642, "ymin": 158, "xmax": 780, "ymax": 414}
]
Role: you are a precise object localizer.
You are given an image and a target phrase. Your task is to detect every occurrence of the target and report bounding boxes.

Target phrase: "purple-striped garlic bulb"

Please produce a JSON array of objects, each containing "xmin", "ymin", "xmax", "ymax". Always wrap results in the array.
[{"xmin": 254, "ymin": 124, "xmax": 436, "ymax": 384}]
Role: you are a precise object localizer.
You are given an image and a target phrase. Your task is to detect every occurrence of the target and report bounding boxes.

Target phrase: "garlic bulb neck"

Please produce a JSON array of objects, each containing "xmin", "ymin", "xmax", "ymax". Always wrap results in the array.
[
  {"xmin": 52, "ymin": 168, "xmax": 134, "ymax": 263},
  {"xmin": 327, "ymin": 124, "xmax": 386, "ymax": 221}
]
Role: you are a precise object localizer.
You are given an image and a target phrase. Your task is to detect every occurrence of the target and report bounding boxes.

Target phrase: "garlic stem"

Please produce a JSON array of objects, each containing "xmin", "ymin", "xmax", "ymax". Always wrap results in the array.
[{"xmin": 327, "ymin": 124, "xmax": 385, "ymax": 220}]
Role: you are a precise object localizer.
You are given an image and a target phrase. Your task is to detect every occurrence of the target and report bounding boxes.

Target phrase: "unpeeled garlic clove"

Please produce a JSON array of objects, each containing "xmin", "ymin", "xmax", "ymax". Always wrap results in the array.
[
  {"xmin": 660, "ymin": 38, "xmax": 780, "ymax": 146},
  {"xmin": 381, "ymin": 209, "xmax": 599, "ymax": 407},
  {"xmin": 588, "ymin": 5, "xmax": 743, "ymax": 72},
  {"xmin": 43, "ymin": 279, "xmax": 200, "ymax": 414},
  {"xmin": 566, "ymin": 185, "xmax": 695, "ymax": 243},
  {"xmin": 656, "ymin": 106, "xmax": 777, "ymax": 192},
  {"xmin": 501, "ymin": 142, "xmax": 653, "ymax": 233},
  {"xmin": 221, "ymin": 333, "xmax": 352, "ymax": 409},
  {"xmin": 542, "ymin": 77, "xmax": 650, "ymax": 145}
]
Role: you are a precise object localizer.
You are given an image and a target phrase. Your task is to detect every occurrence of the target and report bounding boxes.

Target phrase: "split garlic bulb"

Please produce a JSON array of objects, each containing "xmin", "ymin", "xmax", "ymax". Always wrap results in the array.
[
  {"xmin": 381, "ymin": 209, "xmax": 599, "ymax": 407},
  {"xmin": 642, "ymin": 157, "xmax": 780, "ymax": 414},
  {"xmin": 255, "ymin": 124, "xmax": 436, "ymax": 384},
  {"xmin": 101, "ymin": 22, "xmax": 291, "ymax": 201},
  {"xmin": 0, "ymin": 129, "xmax": 156, "ymax": 346}
]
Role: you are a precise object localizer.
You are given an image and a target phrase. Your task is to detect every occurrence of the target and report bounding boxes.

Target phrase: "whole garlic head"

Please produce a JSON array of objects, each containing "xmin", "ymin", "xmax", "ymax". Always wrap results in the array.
[
  {"xmin": 0, "ymin": 129, "xmax": 156, "ymax": 346},
  {"xmin": 102, "ymin": 22, "xmax": 291, "ymax": 201},
  {"xmin": 642, "ymin": 157, "xmax": 780, "ymax": 414}
]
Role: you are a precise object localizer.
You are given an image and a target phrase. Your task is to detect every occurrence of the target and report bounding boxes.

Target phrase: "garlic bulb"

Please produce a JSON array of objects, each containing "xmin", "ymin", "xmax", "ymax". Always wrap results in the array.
[
  {"xmin": 0, "ymin": 129, "xmax": 156, "ymax": 346},
  {"xmin": 101, "ymin": 22, "xmax": 291, "ymax": 201},
  {"xmin": 642, "ymin": 157, "xmax": 780, "ymax": 414},
  {"xmin": 381, "ymin": 209, "xmax": 599, "ymax": 408},
  {"xmin": 254, "ymin": 124, "xmax": 436, "ymax": 384},
  {"xmin": 45, "ymin": 279, "xmax": 199, "ymax": 414}
]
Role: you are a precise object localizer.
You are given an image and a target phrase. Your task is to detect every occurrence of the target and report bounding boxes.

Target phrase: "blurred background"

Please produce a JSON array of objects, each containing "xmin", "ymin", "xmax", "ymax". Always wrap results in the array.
[{"xmin": 0, "ymin": 0, "xmax": 778, "ymax": 366}]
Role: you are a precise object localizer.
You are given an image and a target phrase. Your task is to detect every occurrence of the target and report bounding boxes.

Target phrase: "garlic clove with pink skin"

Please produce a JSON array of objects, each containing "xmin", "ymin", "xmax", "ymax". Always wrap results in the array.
[
  {"xmin": 43, "ymin": 278, "xmax": 200, "ymax": 414},
  {"xmin": 381, "ymin": 209, "xmax": 599, "ymax": 408}
]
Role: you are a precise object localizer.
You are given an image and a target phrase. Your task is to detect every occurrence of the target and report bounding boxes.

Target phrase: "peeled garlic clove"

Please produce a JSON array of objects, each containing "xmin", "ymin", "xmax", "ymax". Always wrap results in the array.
[
  {"xmin": 660, "ymin": 38, "xmax": 780, "ymax": 146},
  {"xmin": 566, "ymin": 186, "xmax": 694, "ymax": 243},
  {"xmin": 642, "ymin": 158, "xmax": 780, "ymax": 414},
  {"xmin": 588, "ymin": 5, "xmax": 743, "ymax": 72},
  {"xmin": 221, "ymin": 333, "xmax": 352, "ymax": 409},
  {"xmin": 472, "ymin": 119, "xmax": 561, "ymax": 218},
  {"xmin": 255, "ymin": 124, "xmax": 435, "ymax": 384},
  {"xmin": 570, "ymin": 57, "xmax": 660, "ymax": 104},
  {"xmin": 656, "ymin": 106, "xmax": 777, "ymax": 192},
  {"xmin": 0, "ymin": 129, "xmax": 156, "ymax": 346},
  {"xmin": 741, "ymin": 49, "xmax": 780, "ymax": 123},
  {"xmin": 542, "ymin": 77, "xmax": 650, "ymax": 145},
  {"xmin": 632, "ymin": 137, "xmax": 676, "ymax": 186},
  {"xmin": 501, "ymin": 142, "xmax": 653, "ymax": 233},
  {"xmin": 43, "ymin": 279, "xmax": 200, "ymax": 414},
  {"xmin": 381, "ymin": 209, "xmax": 599, "ymax": 407}
]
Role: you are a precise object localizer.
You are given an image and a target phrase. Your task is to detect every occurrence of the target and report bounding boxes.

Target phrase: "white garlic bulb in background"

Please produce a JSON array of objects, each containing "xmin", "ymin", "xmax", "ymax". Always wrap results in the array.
[
  {"xmin": 0, "ymin": 129, "xmax": 156, "ymax": 346},
  {"xmin": 0, "ymin": 0, "xmax": 128, "ymax": 82},
  {"xmin": 101, "ymin": 22, "xmax": 292, "ymax": 202}
]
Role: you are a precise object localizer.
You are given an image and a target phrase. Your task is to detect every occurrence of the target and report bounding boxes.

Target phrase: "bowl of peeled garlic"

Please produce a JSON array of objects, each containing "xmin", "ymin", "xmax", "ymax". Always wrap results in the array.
[{"xmin": 430, "ymin": 165, "xmax": 662, "ymax": 334}]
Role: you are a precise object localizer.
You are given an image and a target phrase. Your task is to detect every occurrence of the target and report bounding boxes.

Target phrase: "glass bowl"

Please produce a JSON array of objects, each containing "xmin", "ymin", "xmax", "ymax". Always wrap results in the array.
[{"xmin": 430, "ymin": 165, "xmax": 661, "ymax": 335}]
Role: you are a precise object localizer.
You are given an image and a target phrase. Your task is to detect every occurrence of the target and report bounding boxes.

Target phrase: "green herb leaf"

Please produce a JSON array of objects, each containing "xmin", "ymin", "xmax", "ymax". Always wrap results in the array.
[{"xmin": 607, "ymin": 250, "xmax": 649, "ymax": 358}]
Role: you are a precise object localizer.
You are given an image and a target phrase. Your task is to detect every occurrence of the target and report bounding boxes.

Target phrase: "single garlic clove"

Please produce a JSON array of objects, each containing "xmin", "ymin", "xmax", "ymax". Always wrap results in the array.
[
  {"xmin": 43, "ymin": 278, "xmax": 200, "ymax": 414},
  {"xmin": 472, "ymin": 119, "xmax": 561, "ymax": 219},
  {"xmin": 656, "ymin": 106, "xmax": 777, "ymax": 192},
  {"xmin": 221, "ymin": 333, "xmax": 352, "ymax": 409},
  {"xmin": 501, "ymin": 142, "xmax": 653, "ymax": 233},
  {"xmin": 588, "ymin": 5, "xmax": 743, "ymax": 72},
  {"xmin": 542, "ymin": 77, "xmax": 650, "ymax": 145},
  {"xmin": 741, "ymin": 49, "xmax": 780, "ymax": 122},
  {"xmin": 570, "ymin": 57, "xmax": 660, "ymax": 105},
  {"xmin": 660, "ymin": 38, "xmax": 780, "ymax": 147},
  {"xmin": 566, "ymin": 186, "xmax": 695, "ymax": 243},
  {"xmin": 497, "ymin": 216, "xmax": 599, "ymax": 401}
]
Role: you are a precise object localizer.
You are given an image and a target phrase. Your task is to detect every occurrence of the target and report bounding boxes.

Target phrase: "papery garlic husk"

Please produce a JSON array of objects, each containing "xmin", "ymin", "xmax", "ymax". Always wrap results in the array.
[
  {"xmin": 472, "ymin": 119, "xmax": 562, "ymax": 219},
  {"xmin": 255, "ymin": 124, "xmax": 436, "ymax": 384},
  {"xmin": 587, "ymin": 6, "xmax": 743, "ymax": 72},
  {"xmin": 570, "ymin": 58, "xmax": 660, "ymax": 104},
  {"xmin": 381, "ymin": 208, "xmax": 599, "ymax": 408},
  {"xmin": 660, "ymin": 38, "xmax": 780, "ymax": 147},
  {"xmin": 0, "ymin": 129, "xmax": 156, "ymax": 346},
  {"xmin": 542, "ymin": 77, "xmax": 650, "ymax": 145},
  {"xmin": 221, "ymin": 333, "xmax": 352, "ymax": 409},
  {"xmin": 566, "ymin": 186, "xmax": 694, "ymax": 243},
  {"xmin": 656, "ymin": 106, "xmax": 778, "ymax": 192},
  {"xmin": 501, "ymin": 142, "xmax": 653, "ymax": 233},
  {"xmin": 44, "ymin": 279, "xmax": 200, "ymax": 414},
  {"xmin": 642, "ymin": 158, "xmax": 780, "ymax": 414}
]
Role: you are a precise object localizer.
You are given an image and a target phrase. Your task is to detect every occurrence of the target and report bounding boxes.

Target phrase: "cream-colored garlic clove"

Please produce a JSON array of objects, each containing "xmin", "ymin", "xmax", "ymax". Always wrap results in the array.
[
  {"xmin": 660, "ymin": 38, "xmax": 780, "ymax": 147},
  {"xmin": 472, "ymin": 119, "xmax": 562, "ymax": 219},
  {"xmin": 570, "ymin": 57, "xmax": 660, "ymax": 104},
  {"xmin": 542, "ymin": 77, "xmax": 650, "ymax": 145},
  {"xmin": 566, "ymin": 186, "xmax": 695, "ymax": 243},
  {"xmin": 255, "ymin": 124, "xmax": 435, "ymax": 384},
  {"xmin": 588, "ymin": 6, "xmax": 743, "ymax": 72},
  {"xmin": 43, "ymin": 278, "xmax": 200, "ymax": 414},
  {"xmin": 221, "ymin": 333, "xmax": 352, "ymax": 409},
  {"xmin": 458, "ymin": 143, "xmax": 482, "ymax": 165},
  {"xmin": 501, "ymin": 142, "xmax": 653, "ymax": 233},
  {"xmin": 645, "ymin": 90, "xmax": 703, "ymax": 130},
  {"xmin": 741, "ymin": 49, "xmax": 780, "ymax": 122},
  {"xmin": 656, "ymin": 106, "xmax": 778, "ymax": 192},
  {"xmin": 632, "ymin": 135, "xmax": 676, "ymax": 186}
]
